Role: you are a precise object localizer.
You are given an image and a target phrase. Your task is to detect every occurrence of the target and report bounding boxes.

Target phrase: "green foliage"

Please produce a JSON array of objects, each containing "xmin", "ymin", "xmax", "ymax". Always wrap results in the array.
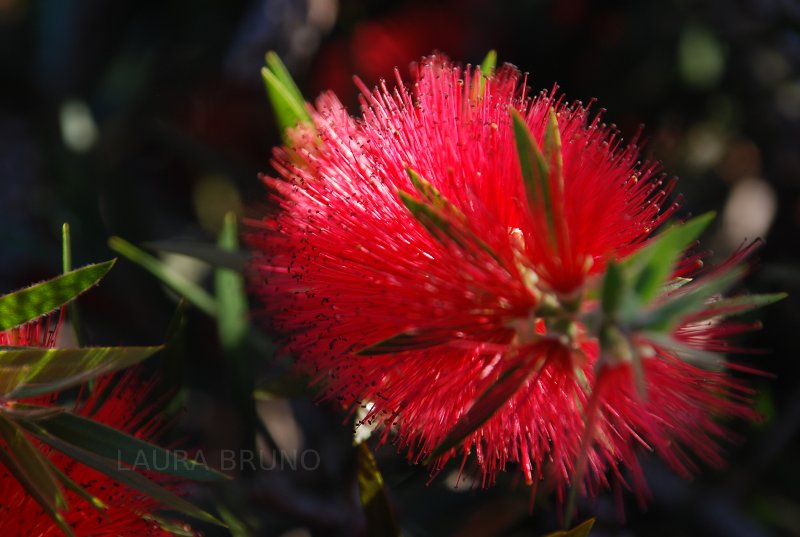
[
  {"xmin": 0, "ymin": 260, "xmax": 114, "ymax": 332},
  {"xmin": 544, "ymin": 518, "xmax": 595, "ymax": 537},
  {"xmin": 29, "ymin": 411, "xmax": 227, "ymax": 481},
  {"xmin": 22, "ymin": 421, "xmax": 226, "ymax": 527},
  {"xmin": 357, "ymin": 442, "xmax": 400, "ymax": 537},
  {"xmin": 261, "ymin": 51, "xmax": 313, "ymax": 138},
  {"xmin": 109, "ymin": 236, "xmax": 218, "ymax": 316},
  {"xmin": 510, "ymin": 107, "xmax": 562, "ymax": 249},
  {"xmin": 0, "ymin": 346, "xmax": 162, "ymax": 399}
]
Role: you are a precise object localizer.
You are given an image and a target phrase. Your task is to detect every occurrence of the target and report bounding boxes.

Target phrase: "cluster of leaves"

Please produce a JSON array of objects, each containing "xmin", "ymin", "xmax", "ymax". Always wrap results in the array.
[{"xmin": 0, "ymin": 225, "xmax": 226, "ymax": 536}]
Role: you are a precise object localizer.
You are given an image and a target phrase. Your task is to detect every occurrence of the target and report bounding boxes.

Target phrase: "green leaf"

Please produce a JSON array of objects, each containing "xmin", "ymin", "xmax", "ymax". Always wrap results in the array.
[
  {"xmin": 52, "ymin": 463, "xmax": 108, "ymax": 512},
  {"xmin": 544, "ymin": 518, "xmax": 596, "ymax": 537},
  {"xmin": 426, "ymin": 350, "xmax": 542, "ymax": 462},
  {"xmin": 479, "ymin": 50, "xmax": 497, "ymax": 78},
  {"xmin": 0, "ymin": 346, "xmax": 163, "ymax": 399},
  {"xmin": 22, "ymin": 422, "xmax": 227, "ymax": 527},
  {"xmin": 0, "ymin": 260, "xmax": 114, "ymax": 331},
  {"xmin": 262, "ymin": 52, "xmax": 312, "ymax": 137},
  {"xmin": 624, "ymin": 213, "xmax": 715, "ymax": 306},
  {"xmin": 0, "ymin": 443, "xmax": 75, "ymax": 537},
  {"xmin": 544, "ymin": 107, "xmax": 564, "ymax": 199},
  {"xmin": 356, "ymin": 327, "xmax": 456, "ymax": 356},
  {"xmin": 639, "ymin": 265, "xmax": 745, "ymax": 332},
  {"xmin": 265, "ymin": 51, "xmax": 308, "ymax": 116},
  {"xmin": 406, "ymin": 168, "xmax": 463, "ymax": 218},
  {"xmin": 601, "ymin": 261, "xmax": 624, "ymax": 316},
  {"xmin": 398, "ymin": 190, "xmax": 503, "ymax": 265},
  {"xmin": 215, "ymin": 213, "xmax": 250, "ymax": 351},
  {"xmin": 0, "ymin": 412, "xmax": 66, "ymax": 513},
  {"xmin": 109, "ymin": 236, "xmax": 218, "ymax": 317},
  {"xmin": 357, "ymin": 442, "xmax": 400, "ymax": 537},
  {"xmin": 33, "ymin": 411, "xmax": 228, "ymax": 481},
  {"xmin": 477, "ymin": 50, "xmax": 497, "ymax": 96},
  {"xmin": 690, "ymin": 292, "xmax": 788, "ymax": 320},
  {"xmin": 215, "ymin": 212, "xmax": 259, "ymax": 455},
  {"xmin": 144, "ymin": 240, "xmax": 247, "ymax": 271},
  {"xmin": 510, "ymin": 107, "xmax": 557, "ymax": 248},
  {"xmin": 63, "ymin": 223, "xmax": 88, "ymax": 350}
]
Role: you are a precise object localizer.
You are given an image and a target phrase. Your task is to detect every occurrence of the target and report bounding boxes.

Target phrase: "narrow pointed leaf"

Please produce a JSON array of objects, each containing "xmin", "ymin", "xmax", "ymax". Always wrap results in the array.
[
  {"xmin": 0, "ymin": 260, "xmax": 114, "ymax": 331},
  {"xmin": 640, "ymin": 266, "xmax": 746, "ymax": 332},
  {"xmin": 510, "ymin": 108, "xmax": 557, "ymax": 247},
  {"xmin": 544, "ymin": 518, "xmax": 596, "ymax": 537},
  {"xmin": 357, "ymin": 442, "xmax": 400, "ymax": 537},
  {"xmin": 109, "ymin": 236, "xmax": 218, "ymax": 316},
  {"xmin": 690, "ymin": 292, "xmax": 788, "ymax": 320},
  {"xmin": 0, "ymin": 445, "xmax": 75, "ymax": 537},
  {"xmin": 265, "ymin": 51, "xmax": 308, "ymax": 116},
  {"xmin": 215, "ymin": 213, "xmax": 250, "ymax": 351},
  {"xmin": 262, "ymin": 56, "xmax": 312, "ymax": 137},
  {"xmin": 479, "ymin": 50, "xmax": 497, "ymax": 78},
  {"xmin": 544, "ymin": 107, "xmax": 564, "ymax": 198},
  {"xmin": 356, "ymin": 327, "xmax": 457, "ymax": 356},
  {"xmin": 0, "ymin": 346, "xmax": 163, "ymax": 398},
  {"xmin": 427, "ymin": 351, "xmax": 542, "ymax": 462},
  {"xmin": 0, "ymin": 412, "xmax": 67, "ymax": 513},
  {"xmin": 601, "ymin": 261, "xmax": 624, "ymax": 316},
  {"xmin": 477, "ymin": 50, "xmax": 497, "ymax": 96},
  {"xmin": 33, "ymin": 411, "xmax": 227, "ymax": 481},
  {"xmin": 406, "ymin": 168, "xmax": 463, "ymax": 219},
  {"xmin": 22, "ymin": 423, "xmax": 227, "ymax": 527},
  {"xmin": 215, "ymin": 212, "xmax": 258, "ymax": 455},
  {"xmin": 624, "ymin": 213, "xmax": 715, "ymax": 306},
  {"xmin": 52, "ymin": 463, "xmax": 108, "ymax": 512},
  {"xmin": 398, "ymin": 190, "xmax": 503, "ymax": 264},
  {"xmin": 144, "ymin": 240, "xmax": 248, "ymax": 271},
  {"xmin": 63, "ymin": 223, "xmax": 88, "ymax": 350}
]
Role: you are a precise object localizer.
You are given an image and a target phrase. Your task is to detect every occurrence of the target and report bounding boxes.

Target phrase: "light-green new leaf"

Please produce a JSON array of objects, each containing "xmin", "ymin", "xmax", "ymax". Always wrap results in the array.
[
  {"xmin": 262, "ymin": 52, "xmax": 312, "ymax": 137},
  {"xmin": 0, "ymin": 260, "xmax": 114, "ymax": 332}
]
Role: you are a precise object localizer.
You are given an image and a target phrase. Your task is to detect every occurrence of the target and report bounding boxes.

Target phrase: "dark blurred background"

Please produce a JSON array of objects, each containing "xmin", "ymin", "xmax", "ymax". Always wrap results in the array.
[{"xmin": 1, "ymin": 0, "xmax": 799, "ymax": 536}]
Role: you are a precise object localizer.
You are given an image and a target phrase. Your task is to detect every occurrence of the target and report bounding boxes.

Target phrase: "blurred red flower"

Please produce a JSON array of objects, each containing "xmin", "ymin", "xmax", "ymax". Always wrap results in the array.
[{"xmin": 249, "ymin": 55, "xmax": 758, "ymax": 499}]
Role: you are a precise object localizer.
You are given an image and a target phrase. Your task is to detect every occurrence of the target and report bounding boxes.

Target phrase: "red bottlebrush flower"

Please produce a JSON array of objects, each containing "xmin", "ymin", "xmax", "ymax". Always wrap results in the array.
[
  {"xmin": 249, "ymin": 54, "xmax": 762, "ymax": 500},
  {"xmin": 0, "ymin": 317, "xmax": 185, "ymax": 536}
]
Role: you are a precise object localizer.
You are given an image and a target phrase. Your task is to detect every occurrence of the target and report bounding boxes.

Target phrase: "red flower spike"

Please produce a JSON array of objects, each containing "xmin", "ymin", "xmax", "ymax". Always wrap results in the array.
[
  {"xmin": 248, "ymin": 54, "xmax": 767, "ymax": 502},
  {"xmin": 0, "ymin": 316, "xmax": 186, "ymax": 536}
]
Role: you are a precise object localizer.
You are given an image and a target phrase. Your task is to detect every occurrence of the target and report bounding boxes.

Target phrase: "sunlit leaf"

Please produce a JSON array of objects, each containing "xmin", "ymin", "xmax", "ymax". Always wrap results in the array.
[
  {"xmin": 639, "ymin": 266, "xmax": 745, "ymax": 332},
  {"xmin": 109, "ymin": 236, "xmax": 218, "ymax": 316},
  {"xmin": 0, "ymin": 260, "xmax": 114, "ymax": 331},
  {"xmin": 624, "ymin": 213, "xmax": 715, "ymax": 306},
  {"xmin": 544, "ymin": 518, "xmax": 595, "ymax": 537},
  {"xmin": 262, "ymin": 52, "xmax": 312, "ymax": 137},
  {"xmin": 0, "ymin": 346, "xmax": 163, "ymax": 399},
  {"xmin": 398, "ymin": 190, "xmax": 503, "ymax": 265},
  {"xmin": 357, "ymin": 442, "xmax": 400, "ymax": 537},
  {"xmin": 479, "ymin": 49, "xmax": 497, "ymax": 78}
]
